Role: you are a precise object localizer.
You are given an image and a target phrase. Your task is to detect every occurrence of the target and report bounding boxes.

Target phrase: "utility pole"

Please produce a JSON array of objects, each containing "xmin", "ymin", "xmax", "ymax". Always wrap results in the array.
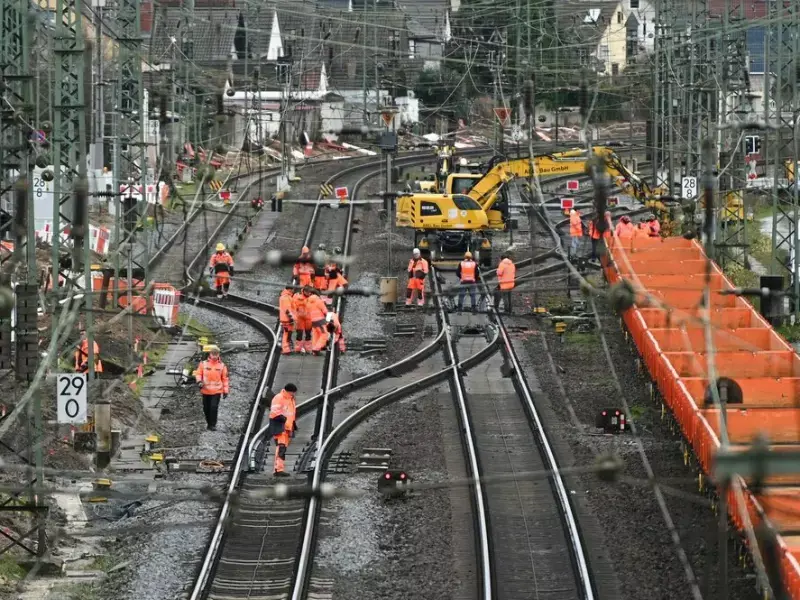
[
  {"xmin": 90, "ymin": 0, "xmax": 105, "ymax": 171},
  {"xmin": 362, "ymin": 0, "xmax": 367, "ymax": 125}
]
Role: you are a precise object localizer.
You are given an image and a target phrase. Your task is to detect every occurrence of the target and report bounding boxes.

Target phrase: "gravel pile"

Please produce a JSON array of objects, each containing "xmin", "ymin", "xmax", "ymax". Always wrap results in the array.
[{"xmin": 506, "ymin": 206, "xmax": 759, "ymax": 599}]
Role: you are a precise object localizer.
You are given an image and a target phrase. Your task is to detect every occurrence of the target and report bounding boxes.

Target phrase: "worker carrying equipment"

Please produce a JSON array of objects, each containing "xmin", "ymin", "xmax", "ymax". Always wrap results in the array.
[
  {"xmin": 291, "ymin": 286, "xmax": 314, "ymax": 354},
  {"xmin": 293, "ymin": 246, "xmax": 314, "ymax": 288},
  {"xmin": 267, "ymin": 383, "xmax": 298, "ymax": 477},
  {"xmin": 406, "ymin": 248, "xmax": 429, "ymax": 307},
  {"xmin": 615, "ymin": 215, "xmax": 635, "ymax": 240},
  {"xmin": 313, "ymin": 243, "xmax": 328, "ymax": 292},
  {"xmin": 193, "ymin": 345, "xmax": 229, "ymax": 431},
  {"xmin": 588, "ymin": 211, "xmax": 612, "ymax": 261},
  {"xmin": 326, "ymin": 312, "xmax": 346, "ymax": 353},
  {"xmin": 456, "ymin": 251, "xmax": 480, "ymax": 312},
  {"xmin": 569, "ymin": 209, "xmax": 584, "ymax": 258},
  {"xmin": 494, "ymin": 251, "xmax": 516, "ymax": 314},
  {"xmin": 646, "ymin": 214, "xmax": 661, "ymax": 237},
  {"xmin": 210, "ymin": 243, "xmax": 235, "ymax": 298},
  {"xmin": 75, "ymin": 329, "xmax": 103, "ymax": 377},
  {"xmin": 279, "ymin": 286, "xmax": 295, "ymax": 354},
  {"xmin": 308, "ymin": 288, "xmax": 330, "ymax": 355}
]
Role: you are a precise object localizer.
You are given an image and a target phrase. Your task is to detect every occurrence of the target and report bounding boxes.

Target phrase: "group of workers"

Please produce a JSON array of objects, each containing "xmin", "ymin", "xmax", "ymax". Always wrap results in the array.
[
  {"xmin": 569, "ymin": 208, "xmax": 661, "ymax": 259},
  {"xmin": 404, "ymin": 248, "xmax": 516, "ymax": 314},
  {"xmin": 285, "ymin": 245, "xmax": 348, "ymax": 355}
]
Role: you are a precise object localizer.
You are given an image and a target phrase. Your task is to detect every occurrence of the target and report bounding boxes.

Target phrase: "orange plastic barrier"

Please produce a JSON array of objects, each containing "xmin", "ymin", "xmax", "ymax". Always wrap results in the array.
[{"xmin": 604, "ymin": 234, "xmax": 800, "ymax": 598}]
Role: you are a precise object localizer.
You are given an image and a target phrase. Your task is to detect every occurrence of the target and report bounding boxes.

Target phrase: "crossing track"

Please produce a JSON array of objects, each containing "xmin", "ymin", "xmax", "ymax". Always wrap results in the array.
[{"xmin": 183, "ymin": 141, "xmax": 651, "ymax": 600}]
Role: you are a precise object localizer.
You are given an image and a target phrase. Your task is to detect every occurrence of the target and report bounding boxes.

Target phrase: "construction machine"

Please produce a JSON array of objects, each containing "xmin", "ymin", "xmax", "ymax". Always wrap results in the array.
[{"xmin": 397, "ymin": 146, "xmax": 674, "ymax": 266}]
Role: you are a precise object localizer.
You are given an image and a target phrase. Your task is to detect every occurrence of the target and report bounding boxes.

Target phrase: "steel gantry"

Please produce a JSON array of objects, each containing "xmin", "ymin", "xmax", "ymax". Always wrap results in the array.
[{"xmin": 765, "ymin": 0, "xmax": 800, "ymax": 317}]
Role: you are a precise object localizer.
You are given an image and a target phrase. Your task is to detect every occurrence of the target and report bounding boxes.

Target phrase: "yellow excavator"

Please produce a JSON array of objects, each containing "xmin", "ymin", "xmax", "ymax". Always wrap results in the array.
[{"xmin": 396, "ymin": 146, "xmax": 669, "ymax": 266}]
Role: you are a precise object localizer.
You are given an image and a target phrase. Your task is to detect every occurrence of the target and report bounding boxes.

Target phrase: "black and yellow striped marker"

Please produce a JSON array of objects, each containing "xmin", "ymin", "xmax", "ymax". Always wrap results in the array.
[
  {"xmin": 320, "ymin": 183, "xmax": 333, "ymax": 197},
  {"xmin": 209, "ymin": 180, "xmax": 223, "ymax": 192}
]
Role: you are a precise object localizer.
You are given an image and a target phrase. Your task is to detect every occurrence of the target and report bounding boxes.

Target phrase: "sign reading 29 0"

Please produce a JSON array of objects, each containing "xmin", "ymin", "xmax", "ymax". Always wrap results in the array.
[{"xmin": 56, "ymin": 373, "xmax": 88, "ymax": 424}]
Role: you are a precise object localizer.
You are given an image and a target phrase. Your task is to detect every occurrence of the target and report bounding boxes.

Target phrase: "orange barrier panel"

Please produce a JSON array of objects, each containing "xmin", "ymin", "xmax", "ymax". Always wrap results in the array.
[{"xmin": 604, "ymin": 234, "xmax": 800, "ymax": 599}]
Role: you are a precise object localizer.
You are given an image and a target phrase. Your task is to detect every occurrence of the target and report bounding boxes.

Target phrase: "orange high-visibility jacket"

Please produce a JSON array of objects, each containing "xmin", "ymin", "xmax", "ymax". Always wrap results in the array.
[
  {"xmin": 269, "ymin": 390, "xmax": 297, "ymax": 433},
  {"xmin": 457, "ymin": 259, "xmax": 477, "ymax": 283},
  {"xmin": 497, "ymin": 258, "xmax": 516, "ymax": 290},
  {"xmin": 291, "ymin": 293, "xmax": 311, "ymax": 320},
  {"xmin": 307, "ymin": 293, "xmax": 328, "ymax": 322},
  {"xmin": 279, "ymin": 289, "xmax": 294, "ymax": 323},
  {"xmin": 293, "ymin": 258, "xmax": 314, "ymax": 287},
  {"xmin": 569, "ymin": 211, "xmax": 583, "ymax": 237},
  {"xmin": 75, "ymin": 340, "xmax": 103, "ymax": 371},
  {"xmin": 408, "ymin": 257, "xmax": 429, "ymax": 279},
  {"xmin": 615, "ymin": 221, "xmax": 635, "ymax": 239},
  {"xmin": 194, "ymin": 358, "xmax": 230, "ymax": 395},
  {"xmin": 588, "ymin": 221, "xmax": 611, "ymax": 240},
  {"xmin": 210, "ymin": 251, "xmax": 234, "ymax": 274},
  {"xmin": 648, "ymin": 219, "xmax": 661, "ymax": 236},
  {"xmin": 326, "ymin": 271, "xmax": 348, "ymax": 292}
]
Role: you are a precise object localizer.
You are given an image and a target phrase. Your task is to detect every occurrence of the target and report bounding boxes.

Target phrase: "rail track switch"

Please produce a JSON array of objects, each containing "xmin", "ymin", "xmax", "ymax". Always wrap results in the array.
[
  {"xmin": 378, "ymin": 469, "xmax": 410, "ymax": 498},
  {"xmin": 595, "ymin": 409, "xmax": 629, "ymax": 433}
]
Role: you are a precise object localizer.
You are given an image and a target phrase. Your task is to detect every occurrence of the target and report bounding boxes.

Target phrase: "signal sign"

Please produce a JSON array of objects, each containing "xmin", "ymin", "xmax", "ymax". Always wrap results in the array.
[
  {"xmin": 745, "ymin": 135, "xmax": 761, "ymax": 156},
  {"xmin": 381, "ymin": 112, "xmax": 394, "ymax": 127},
  {"xmin": 320, "ymin": 183, "xmax": 334, "ymax": 198},
  {"xmin": 560, "ymin": 198, "xmax": 574, "ymax": 210},
  {"xmin": 494, "ymin": 107, "xmax": 511, "ymax": 126},
  {"xmin": 567, "ymin": 180, "xmax": 579, "ymax": 191},
  {"xmin": 608, "ymin": 196, "xmax": 619, "ymax": 206},
  {"xmin": 219, "ymin": 190, "xmax": 231, "ymax": 204},
  {"xmin": 57, "ymin": 373, "xmax": 88, "ymax": 425},
  {"xmin": 335, "ymin": 186, "xmax": 349, "ymax": 201}
]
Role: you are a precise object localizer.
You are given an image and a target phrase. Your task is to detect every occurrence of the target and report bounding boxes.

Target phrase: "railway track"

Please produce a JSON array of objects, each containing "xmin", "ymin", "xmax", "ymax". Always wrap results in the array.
[{"xmin": 180, "ymin": 140, "xmax": 651, "ymax": 600}]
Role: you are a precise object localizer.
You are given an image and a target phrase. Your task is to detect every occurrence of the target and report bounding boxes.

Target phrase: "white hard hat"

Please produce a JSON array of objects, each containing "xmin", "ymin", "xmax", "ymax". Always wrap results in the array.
[
  {"xmin": 326, "ymin": 312, "xmax": 334, "ymax": 323},
  {"xmin": 412, "ymin": 248, "xmax": 421, "ymax": 256}
]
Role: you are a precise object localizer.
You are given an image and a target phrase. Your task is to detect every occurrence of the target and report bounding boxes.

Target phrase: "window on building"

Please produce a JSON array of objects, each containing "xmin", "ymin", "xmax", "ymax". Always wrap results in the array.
[
  {"xmin": 612, "ymin": 63, "xmax": 619, "ymax": 76},
  {"xmin": 598, "ymin": 44, "xmax": 609, "ymax": 62},
  {"xmin": 617, "ymin": 11, "xmax": 623, "ymax": 23},
  {"xmin": 409, "ymin": 39, "xmax": 416, "ymax": 59},
  {"xmin": 630, "ymin": 0, "xmax": 639, "ymax": 8},
  {"xmin": 578, "ymin": 47, "xmax": 589, "ymax": 65},
  {"xmin": 626, "ymin": 36, "xmax": 638, "ymax": 59}
]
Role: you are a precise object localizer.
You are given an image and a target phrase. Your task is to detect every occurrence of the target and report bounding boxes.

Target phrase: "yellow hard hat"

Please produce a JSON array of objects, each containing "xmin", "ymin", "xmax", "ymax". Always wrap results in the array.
[
  {"xmin": 464, "ymin": 251, "xmax": 472, "ymax": 259},
  {"xmin": 216, "ymin": 243, "xmax": 225, "ymax": 252}
]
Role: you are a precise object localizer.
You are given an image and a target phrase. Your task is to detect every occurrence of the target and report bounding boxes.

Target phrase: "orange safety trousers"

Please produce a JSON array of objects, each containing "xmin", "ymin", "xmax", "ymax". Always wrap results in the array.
[
  {"xmin": 214, "ymin": 273, "xmax": 231, "ymax": 288},
  {"xmin": 294, "ymin": 317, "xmax": 312, "ymax": 352},
  {"xmin": 311, "ymin": 320, "xmax": 329, "ymax": 352},
  {"xmin": 273, "ymin": 431, "xmax": 291, "ymax": 473},
  {"xmin": 281, "ymin": 321, "xmax": 294, "ymax": 354}
]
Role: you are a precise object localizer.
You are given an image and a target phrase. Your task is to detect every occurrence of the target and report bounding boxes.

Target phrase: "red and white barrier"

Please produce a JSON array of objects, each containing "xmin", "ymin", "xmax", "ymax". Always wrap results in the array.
[
  {"xmin": 153, "ymin": 284, "xmax": 179, "ymax": 327},
  {"xmin": 120, "ymin": 182, "xmax": 167, "ymax": 205}
]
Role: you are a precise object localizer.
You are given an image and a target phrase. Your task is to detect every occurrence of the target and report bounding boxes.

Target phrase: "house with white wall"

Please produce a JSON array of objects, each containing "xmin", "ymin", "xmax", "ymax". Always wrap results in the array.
[{"xmin": 557, "ymin": 1, "xmax": 628, "ymax": 77}]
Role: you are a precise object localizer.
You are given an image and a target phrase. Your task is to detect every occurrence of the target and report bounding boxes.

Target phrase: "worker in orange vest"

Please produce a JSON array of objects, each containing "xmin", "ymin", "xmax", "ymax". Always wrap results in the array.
[
  {"xmin": 308, "ymin": 289, "xmax": 330, "ymax": 355},
  {"xmin": 635, "ymin": 219, "xmax": 650, "ymax": 238},
  {"xmin": 279, "ymin": 286, "xmax": 295, "ymax": 354},
  {"xmin": 646, "ymin": 214, "xmax": 661, "ymax": 237},
  {"xmin": 193, "ymin": 346, "xmax": 229, "ymax": 431},
  {"xmin": 291, "ymin": 286, "xmax": 314, "ymax": 353},
  {"xmin": 456, "ymin": 250, "xmax": 479, "ymax": 312},
  {"xmin": 293, "ymin": 246, "xmax": 314, "ymax": 288},
  {"xmin": 494, "ymin": 251, "xmax": 516, "ymax": 314},
  {"xmin": 267, "ymin": 383, "xmax": 298, "ymax": 477},
  {"xmin": 209, "ymin": 243, "xmax": 234, "ymax": 298},
  {"xmin": 588, "ymin": 210, "xmax": 612, "ymax": 260},
  {"xmin": 615, "ymin": 215, "xmax": 635, "ymax": 239},
  {"xmin": 312, "ymin": 243, "xmax": 328, "ymax": 292},
  {"xmin": 569, "ymin": 209, "xmax": 584, "ymax": 258},
  {"xmin": 326, "ymin": 311, "xmax": 346, "ymax": 353},
  {"xmin": 406, "ymin": 248, "xmax": 429, "ymax": 306},
  {"xmin": 75, "ymin": 329, "xmax": 103, "ymax": 377},
  {"xmin": 324, "ymin": 262, "xmax": 348, "ymax": 306}
]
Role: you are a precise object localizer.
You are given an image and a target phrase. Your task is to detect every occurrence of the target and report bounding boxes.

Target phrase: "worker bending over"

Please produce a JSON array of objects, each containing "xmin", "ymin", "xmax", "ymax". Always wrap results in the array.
[
  {"xmin": 614, "ymin": 215, "xmax": 635, "ymax": 239},
  {"xmin": 494, "ymin": 251, "xmax": 516, "ymax": 314},
  {"xmin": 194, "ymin": 346, "xmax": 229, "ymax": 431},
  {"xmin": 324, "ymin": 261, "xmax": 348, "ymax": 306},
  {"xmin": 569, "ymin": 209, "xmax": 584, "ymax": 258},
  {"xmin": 279, "ymin": 286, "xmax": 295, "ymax": 354},
  {"xmin": 406, "ymin": 248, "xmax": 429, "ymax": 306},
  {"xmin": 326, "ymin": 311, "xmax": 346, "ymax": 353},
  {"xmin": 313, "ymin": 243, "xmax": 328, "ymax": 292},
  {"xmin": 588, "ymin": 211, "xmax": 612, "ymax": 260},
  {"xmin": 210, "ymin": 243, "xmax": 234, "ymax": 298},
  {"xmin": 456, "ymin": 251, "xmax": 480, "ymax": 312},
  {"xmin": 75, "ymin": 329, "xmax": 103, "ymax": 377},
  {"xmin": 291, "ymin": 286, "xmax": 314, "ymax": 353},
  {"xmin": 267, "ymin": 383, "xmax": 298, "ymax": 477},
  {"xmin": 293, "ymin": 246, "xmax": 314, "ymax": 288},
  {"xmin": 308, "ymin": 288, "xmax": 330, "ymax": 355}
]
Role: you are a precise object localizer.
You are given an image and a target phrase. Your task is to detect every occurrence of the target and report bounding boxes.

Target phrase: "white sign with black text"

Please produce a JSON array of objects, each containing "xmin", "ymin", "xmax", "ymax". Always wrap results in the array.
[
  {"xmin": 56, "ymin": 373, "xmax": 88, "ymax": 424},
  {"xmin": 682, "ymin": 176, "xmax": 698, "ymax": 200}
]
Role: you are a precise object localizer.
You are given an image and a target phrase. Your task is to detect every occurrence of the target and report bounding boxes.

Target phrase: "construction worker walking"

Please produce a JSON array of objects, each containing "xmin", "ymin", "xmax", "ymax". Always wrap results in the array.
[
  {"xmin": 194, "ymin": 346, "xmax": 229, "ymax": 431},
  {"xmin": 279, "ymin": 286, "xmax": 295, "ymax": 354},
  {"xmin": 494, "ymin": 251, "xmax": 516, "ymax": 314},
  {"xmin": 312, "ymin": 243, "xmax": 328, "ymax": 292},
  {"xmin": 267, "ymin": 383, "xmax": 297, "ymax": 477},
  {"xmin": 456, "ymin": 251, "xmax": 480, "ymax": 312},
  {"xmin": 74, "ymin": 329, "xmax": 103, "ymax": 377},
  {"xmin": 308, "ymin": 288, "xmax": 330, "ymax": 355},
  {"xmin": 210, "ymin": 243, "xmax": 234, "ymax": 298},
  {"xmin": 406, "ymin": 248, "xmax": 429, "ymax": 306},
  {"xmin": 569, "ymin": 209, "xmax": 584, "ymax": 258},
  {"xmin": 293, "ymin": 246, "xmax": 314, "ymax": 288},
  {"xmin": 326, "ymin": 311, "xmax": 346, "ymax": 352},
  {"xmin": 291, "ymin": 286, "xmax": 314, "ymax": 353},
  {"xmin": 588, "ymin": 211, "xmax": 612, "ymax": 260}
]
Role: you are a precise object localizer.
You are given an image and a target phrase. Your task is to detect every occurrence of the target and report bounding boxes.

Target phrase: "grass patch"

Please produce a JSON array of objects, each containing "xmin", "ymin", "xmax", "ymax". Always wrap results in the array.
[
  {"xmin": 628, "ymin": 404, "xmax": 649, "ymax": 421},
  {"xmin": 563, "ymin": 330, "xmax": 599, "ymax": 346},
  {"xmin": 123, "ymin": 374, "xmax": 143, "ymax": 397},
  {"xmin": 177, "ymin": 314, "xmax": 214, "ymax": 340},
  {"xmin": 0, "ymin": 554, "xmax": 25, "ymax": 581},
  {"xmin": 69, "ymin": 582, "xmax": 100, "ymax": 600},
  {"xmin": 90, "ymin": 555, "xmax": 115, "ymax": 572},
  {"xmin": 776, "ymin": 323, "xmax": 800, "ymax": 343}
]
